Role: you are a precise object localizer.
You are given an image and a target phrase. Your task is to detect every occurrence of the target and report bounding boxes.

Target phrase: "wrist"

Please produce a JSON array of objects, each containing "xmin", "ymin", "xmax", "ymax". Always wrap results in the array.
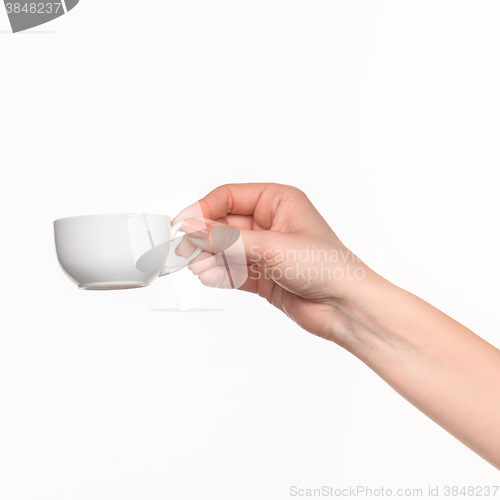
[{"xmin": 328, "ymin": 267, "xmax": 415, "ymax": 363}]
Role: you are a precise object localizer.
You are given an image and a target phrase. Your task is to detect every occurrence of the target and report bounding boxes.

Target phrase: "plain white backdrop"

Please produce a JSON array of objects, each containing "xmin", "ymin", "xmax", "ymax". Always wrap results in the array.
[{"xmin": 1, "ymin": 1, "xmax": 499, "ymax": 498}]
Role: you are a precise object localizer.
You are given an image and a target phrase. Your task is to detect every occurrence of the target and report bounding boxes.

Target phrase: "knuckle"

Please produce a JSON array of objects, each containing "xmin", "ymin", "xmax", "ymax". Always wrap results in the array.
[{"xmin": 283, "ymin": 184, "xmax": 306, "ymax": 197}]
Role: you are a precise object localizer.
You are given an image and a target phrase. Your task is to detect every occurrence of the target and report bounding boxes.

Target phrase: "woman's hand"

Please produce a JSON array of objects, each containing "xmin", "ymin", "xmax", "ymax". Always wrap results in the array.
[
  {"xmin": 174, "ymin": 182, "xmax": 500, "ymax": 470},
  {"xmin": 173, "ymin": 182, "xmax": 370, "ymax": 344}
]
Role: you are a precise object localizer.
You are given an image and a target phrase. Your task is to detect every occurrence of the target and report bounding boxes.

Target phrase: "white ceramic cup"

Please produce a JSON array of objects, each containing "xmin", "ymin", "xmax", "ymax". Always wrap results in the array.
[{"xmin": 54, "ymin": 213, "xmax": 202, "ymax": 290}]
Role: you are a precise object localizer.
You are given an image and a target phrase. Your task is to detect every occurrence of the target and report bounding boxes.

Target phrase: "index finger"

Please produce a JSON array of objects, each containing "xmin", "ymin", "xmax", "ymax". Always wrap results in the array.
[{"xmin": 172, "ymin": 182, "xmax": 297, "ymax": 229}]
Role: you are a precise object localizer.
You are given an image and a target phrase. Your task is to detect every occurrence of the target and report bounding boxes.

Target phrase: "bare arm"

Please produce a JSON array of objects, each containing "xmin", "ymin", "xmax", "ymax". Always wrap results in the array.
[
  {"xmin": 338, "ymin": 269, "xmax": 500, "ymax": 469},
  {"xmin": 173, "ymin": 182, "xmax": 500, "ymax": 469}
]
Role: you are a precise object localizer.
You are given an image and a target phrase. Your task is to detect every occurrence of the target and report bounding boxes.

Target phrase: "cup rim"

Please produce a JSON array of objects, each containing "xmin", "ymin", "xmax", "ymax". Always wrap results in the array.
[{"xmin": 54, "ymin": 213, "xmax": 171, "ymax": 223}]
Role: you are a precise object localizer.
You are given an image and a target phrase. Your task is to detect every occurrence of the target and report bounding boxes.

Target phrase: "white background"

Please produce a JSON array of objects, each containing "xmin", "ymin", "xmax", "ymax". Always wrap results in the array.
[{"xmin": 1, "ymin": 1, "xmax": 499, "ymax": 498}]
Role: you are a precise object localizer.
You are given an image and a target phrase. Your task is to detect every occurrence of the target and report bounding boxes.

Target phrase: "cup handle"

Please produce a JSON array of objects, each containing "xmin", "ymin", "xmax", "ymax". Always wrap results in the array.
[{"xmin": 158, "ymin": 220, "xmax": 202, "ymax": 277}]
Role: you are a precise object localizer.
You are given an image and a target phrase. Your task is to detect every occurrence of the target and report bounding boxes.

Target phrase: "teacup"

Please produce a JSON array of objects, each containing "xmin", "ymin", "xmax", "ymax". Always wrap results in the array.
[{"xmin": 54, "ymin": 213, "xmax": 201, "ymax": 290}]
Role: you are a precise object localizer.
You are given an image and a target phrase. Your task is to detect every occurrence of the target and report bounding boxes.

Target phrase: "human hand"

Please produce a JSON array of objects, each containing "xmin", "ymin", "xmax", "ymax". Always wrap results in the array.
[
  {"xmin": 174, "ymin": 183, "xmax": 500, "ymax": 469},
  {"xmin": 172, "ymin": 183, "xmax": 371, "ymax": 343}
]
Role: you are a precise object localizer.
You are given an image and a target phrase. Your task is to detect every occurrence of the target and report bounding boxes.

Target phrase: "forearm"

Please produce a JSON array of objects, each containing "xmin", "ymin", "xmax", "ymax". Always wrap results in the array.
[{"xmin": 337, "ymin": 269, "xmax": 500, "ymax": 469}]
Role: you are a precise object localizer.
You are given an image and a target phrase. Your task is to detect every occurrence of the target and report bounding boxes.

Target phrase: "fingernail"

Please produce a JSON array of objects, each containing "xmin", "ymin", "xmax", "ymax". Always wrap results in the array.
[{"xmin": 183, "ymin": 218, "xmax": 209, "ymax": 239}]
